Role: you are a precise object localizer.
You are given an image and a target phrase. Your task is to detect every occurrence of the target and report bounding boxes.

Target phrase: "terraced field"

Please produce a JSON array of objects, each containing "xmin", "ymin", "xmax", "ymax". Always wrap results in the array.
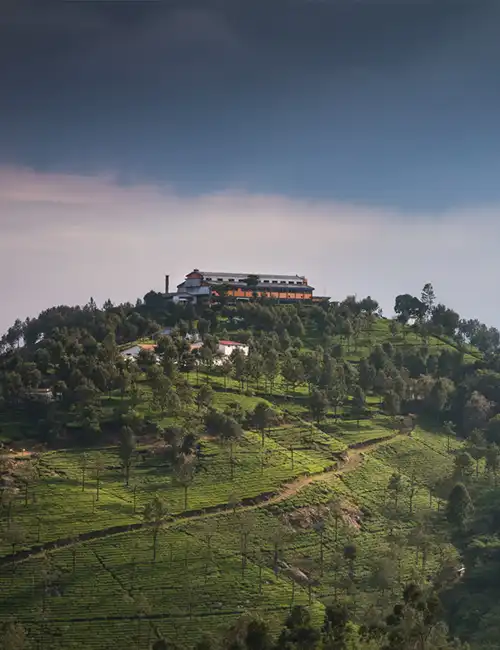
[
  {"xmin": 0, "ymin": 316, "xmax": 472, "ymax": 649},
  {"xmin": 0, "ymin": 409, "xmax": 463, "ymax": 650}
]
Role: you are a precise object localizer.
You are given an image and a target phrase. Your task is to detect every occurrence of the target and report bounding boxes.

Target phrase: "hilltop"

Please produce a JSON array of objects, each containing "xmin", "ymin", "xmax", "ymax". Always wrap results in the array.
[{"xmin": 1, "ymin": 283, "xmax": 500, "ymax": 649}]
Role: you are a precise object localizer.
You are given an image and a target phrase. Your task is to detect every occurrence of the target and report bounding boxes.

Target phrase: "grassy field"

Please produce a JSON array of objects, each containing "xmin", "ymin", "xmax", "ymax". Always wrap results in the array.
[{"xmin": 0, "ymin": 318, "xmax": 472, "ymax": 649}]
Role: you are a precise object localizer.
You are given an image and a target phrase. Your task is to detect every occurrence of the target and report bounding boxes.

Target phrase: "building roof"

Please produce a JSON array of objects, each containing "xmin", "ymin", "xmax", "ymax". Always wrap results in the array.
[
  {"xmin": 219, "ymin": 340, "xmax": 247, "ymax": 346},
  {"xmin": 200, "ymin": 271, "xmax": 306, "ymax": 282},
  {"xmin": 139, "ymin": 344, "xmax": 157, "ymax": 351},
  {"xmin": 228, "ymin": 282, "xmax": 314, "ymax": 290}
]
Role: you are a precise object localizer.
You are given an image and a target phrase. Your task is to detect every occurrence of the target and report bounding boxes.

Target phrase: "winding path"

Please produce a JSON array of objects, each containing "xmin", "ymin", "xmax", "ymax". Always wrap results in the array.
[{"xmin": 0, "ymin": 433, "xmax": 404, "ymax": 568}]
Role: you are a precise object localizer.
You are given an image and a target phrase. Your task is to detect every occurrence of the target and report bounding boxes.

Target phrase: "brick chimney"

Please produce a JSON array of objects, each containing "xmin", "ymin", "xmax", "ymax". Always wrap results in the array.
[{"xmin": 165, "ymin": 275, "xmax": 170, "ymax": 294}]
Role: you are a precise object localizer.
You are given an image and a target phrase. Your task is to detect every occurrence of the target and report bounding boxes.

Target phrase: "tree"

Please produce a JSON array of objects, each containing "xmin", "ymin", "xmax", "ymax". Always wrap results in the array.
[
  {"xmin": 281, "ymin": 353, "xmax": 305, "ymax": 394},
  {"xmin": 80, "ymin": 404, "xmax": 101, "ymax": 442},
  {"xmin": 453, "ymin": 451, "xmax": 474, "ymax": 482},
  {"xmin": 408, "ymin": 471, "xmax": 419, "ymax": 515},
  {"xmin": 443, "ymin": 421, "xmax": 455, "ymax": 453},
  {"xmin": 467, "ymin": 428, "xmax": 486, "ymax": 478},
  {"xmin": 358, "ymin": 360, "xmax": 376, "ymax": 392},
  {"xmin": 309, "ymin": 389, "xmax": 329, "ymax": 424},
  {"xmin": 176, "ymin": 458, "xmax": 196, "ymax": 511},
  {"xmin": 18, "ymin": 458, "xmax": 38, "ymax": 506},
  {"xmin": 196, "ymin": 385, "xmax": 213, "ymax": 411},
  {"xmin": 93, "ymin": 453, "xmax": 105, "ymax": 502},
  {"xmin": 394, "ymin": 294, "xmax": 426, "ymax": 324},
  {"xmin": 321, "ymin": 603, "xmax": 351, "ymax": 650},
  {"xmin": 5, "ymin": 523, "xmax": 25, "ymax": 554},
  {"xmin": 247, "ymin": 351, "xmax": 264, "ymax": 389},
  {"xmin": 118, "ymin": 426, "xmax": 136, "ymax": 486},
  {"xmin": 275, "ymin": 606, "xmax": 320, "ymax": 650},
  {"xmin": 263, "ymin": 349, "xmax": 279, "ymax": 395},
  {"xmin": 421, "ymin": 283, "xmax": 436, "ymax": 319},
  {"xmin": 351, "ymin": 386, "xmax": 366, "ymax": 428},
  {"xmin": 369, "ymin": 557, "xmax": 397, "ymax": 602},
  {"xmin": 383, "ymin": 390, "xmax": 401, "ymax": 417},
  {"xmin": 252, "ymin": 402, "xmax": 274, "ymax": 446},
  {"xmin": 220, "ymin": 358, "xmax": 233, "ymax": 390},
  {"xmin": 446, "ymin": 483, "xmax": 472, "ymax": 531},
  {"xmin": 78, "ymin": 452, "xmax": 89, "ymax": 492},
  {"xmin": 243, "ymin": 274, "xmax": 260, "ymax": 294},
  {"xmin": 431, "ymin": 304, "xmax": 460, "ymax": 337},
  {"xmin": 232, "ymin": 349, "xmax": 247, "ymax": 392},
  {"xmin": 239, "ymin": 512, "xmax": 256, "ymax": 578},
  {"xmin": 328, "ymin": 498, "xmax": 344, "ymax": 545},
  {"xmin": 486, "ymin": 413, "xmax": 500, "ymax": 445},
  {"xmin": 464, "ymin": 391, "xmax": 492, "ymax": 434},
  {"xmin": 389, "ymin": 320, "xmax": 400, "ymax": 340},
  {"xmin": 143, "ymin": 495, "xmax": 169, "ymax": 562},
  {"xmin": 200, "ymin": 345, "xmax": 214, "ymax": 383},
  {"xmin": 485, "ymin": 443, "xmax": 500, "ymax": 486},
  {"xmin": 343, "ymin": 543, "xmax": 357, "ymax": 581},
  {"xmin": 388, "ymin": 473, "xmax": 404, "ymax": 511},
  {"xmin": 245, "ymin": 619, "xmax": 273, "ymax": 650},
  {"xmin": 0, "ymin": 619, "xmax": 28, "ymax": 650}
]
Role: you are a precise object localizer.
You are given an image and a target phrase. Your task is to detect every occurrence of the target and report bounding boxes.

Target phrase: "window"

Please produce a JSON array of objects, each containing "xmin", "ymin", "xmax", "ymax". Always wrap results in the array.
[
  {"xmin": 280, "ymin": 281, "xmax": 286, "ymax": 284},
  {"xmin": 217, "ymin": 278, "xmax": 223, "ymax": 282},
  {"xmin": 263, "ymin": 279, "xmax": 269, "ymax": 283},
  {"xmin": 228, "ymin": 278, "xmax": 235, "ymax": 282},
  {"xmin": 288, "ymin": 281, "xmax": 295, "ymax": 285},
  {"xmin": 206, "ymin": 277, "xmax": 212, "ymax": 281}
]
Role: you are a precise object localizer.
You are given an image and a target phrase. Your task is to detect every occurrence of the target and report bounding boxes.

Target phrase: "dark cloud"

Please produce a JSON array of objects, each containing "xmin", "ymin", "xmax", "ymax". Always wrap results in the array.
[{"xmin": 0, "ymin": 1, "xmax": 499, "ymax": 210}]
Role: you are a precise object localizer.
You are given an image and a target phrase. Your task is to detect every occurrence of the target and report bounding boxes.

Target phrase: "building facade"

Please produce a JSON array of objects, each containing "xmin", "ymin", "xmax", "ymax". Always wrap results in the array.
[
  {"xmin": 170, "ymin": 269, "xmax": 327, "ymax": 303},
  {"xmin": 218, "ymin": 340, "xmax": 249, "ymax": 356}
]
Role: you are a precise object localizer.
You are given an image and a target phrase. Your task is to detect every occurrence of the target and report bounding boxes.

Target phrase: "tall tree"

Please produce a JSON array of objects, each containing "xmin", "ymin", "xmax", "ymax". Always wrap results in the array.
[
  {"xmin": 388, "ymin": 473, "xmax": 405, "ymax": 511},
  {"xmin": 453, "ymin": 451, "xmax": 474, "ymax": 482},
  {"xmin": 446, "ymin": 483, "xmax": 472, "ymax": 531},
  {"xmin": 309, "ymin": 389, "xmax": 329, "ymax": 424},
  {"xmin": 118, "ymin": 426, "xmax": 136, "ymax": 486},
  {"xmin": 421, "ymin": 283, "xmax": 436, "ymax": 319},
  {"xmin": 196, "ymin": 385, "xmax": 213, "ymax": 411},
  {"xmin": 143, "ymin": 495, "xmax": 169, "ymax": 562},
  {"xmin": 174, "ymin": 457, "xmax": 196, "ymax": 511},
  {"xmin": 93, "ymin": 453, "xmax": 105, "ymax": 502},
  {"xmin": 252, "ymin": 402, "xmax": 274, "ymax": 446},
  {"xmin": 78, "ymin": 452, "xmax": 89, "ymax": 492},
  {"xmin": 351, "ymin": 386, "xmax": 366, "ymax": 428},
  {"xmin": 485, "ymin": 443, "xmax": 500, "ymax": 486}
]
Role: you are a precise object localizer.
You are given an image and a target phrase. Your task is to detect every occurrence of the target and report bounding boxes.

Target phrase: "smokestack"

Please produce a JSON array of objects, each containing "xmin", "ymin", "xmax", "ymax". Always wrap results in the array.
[{"xmin": 165, "ymin": 275, "xmax": 170, "ymax": 294}]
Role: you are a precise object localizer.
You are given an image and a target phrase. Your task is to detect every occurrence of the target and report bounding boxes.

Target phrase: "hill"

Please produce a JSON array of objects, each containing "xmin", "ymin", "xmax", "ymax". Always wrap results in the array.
[{"xmin": 1, "ymin": 285, "xmax": 500, "ymax": 649}]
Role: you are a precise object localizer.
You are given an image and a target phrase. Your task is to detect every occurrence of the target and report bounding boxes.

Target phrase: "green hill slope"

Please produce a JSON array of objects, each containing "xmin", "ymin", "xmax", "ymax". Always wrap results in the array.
[{"xmin": 0, "ymin": 292, "xmax": 495, "ymax": 649}]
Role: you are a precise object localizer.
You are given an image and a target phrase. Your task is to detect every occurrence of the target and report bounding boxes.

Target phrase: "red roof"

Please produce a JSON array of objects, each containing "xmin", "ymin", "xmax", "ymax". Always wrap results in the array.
[{"xmin": 219, "ymin": 340, "xmax": 245, "ymax": 346}]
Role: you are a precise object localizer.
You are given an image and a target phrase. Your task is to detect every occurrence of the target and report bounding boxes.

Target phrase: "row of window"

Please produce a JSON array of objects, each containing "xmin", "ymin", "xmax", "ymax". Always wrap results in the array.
[
  {"xmin": 227, "ymin": 289, "xmax": 312, "ymax": 298},
  {"xmin": 205, "ymin": 277, "xmax": 305, "ymax": 286}
]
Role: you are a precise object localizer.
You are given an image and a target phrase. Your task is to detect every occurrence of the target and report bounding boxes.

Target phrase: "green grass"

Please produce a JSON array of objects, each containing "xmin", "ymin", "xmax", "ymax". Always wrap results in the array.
[
  {"xmin": 0, "ymin": 524, "xmax": 324, "ymax": 649},
  {"xmin": 0, "ymin": 317, "xmax": 475, "ymax": 648}
]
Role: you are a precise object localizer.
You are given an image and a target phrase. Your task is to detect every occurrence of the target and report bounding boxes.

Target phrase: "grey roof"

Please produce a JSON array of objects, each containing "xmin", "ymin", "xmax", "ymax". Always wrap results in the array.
[{"xmin": 200, "ymin": 271, "xmax": 306, "ymax": 282}]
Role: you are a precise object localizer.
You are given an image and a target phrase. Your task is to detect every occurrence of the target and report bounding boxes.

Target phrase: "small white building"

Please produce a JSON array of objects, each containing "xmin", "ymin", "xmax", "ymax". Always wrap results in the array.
[{"xmin": 218, "ymin": 340, "xmax": 249, "ymax": 357}]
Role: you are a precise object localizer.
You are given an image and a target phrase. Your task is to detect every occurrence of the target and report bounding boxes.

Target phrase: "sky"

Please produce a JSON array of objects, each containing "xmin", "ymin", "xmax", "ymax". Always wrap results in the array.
[{"xmin": 1, "ymin": 0, "xmax": 499, "ymax": 333}]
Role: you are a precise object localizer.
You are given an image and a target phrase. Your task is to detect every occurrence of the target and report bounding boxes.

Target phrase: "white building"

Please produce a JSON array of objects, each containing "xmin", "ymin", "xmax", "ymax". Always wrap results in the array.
[{"xmin": 218, "ymin": 340, "xmax": 249, "ymax": 357}]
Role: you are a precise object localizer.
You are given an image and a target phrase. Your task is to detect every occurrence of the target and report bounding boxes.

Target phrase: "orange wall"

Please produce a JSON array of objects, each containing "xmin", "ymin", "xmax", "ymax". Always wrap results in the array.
[{"xmin": 226, "ymin": 289, "xmax": 312, "ymax": 300}]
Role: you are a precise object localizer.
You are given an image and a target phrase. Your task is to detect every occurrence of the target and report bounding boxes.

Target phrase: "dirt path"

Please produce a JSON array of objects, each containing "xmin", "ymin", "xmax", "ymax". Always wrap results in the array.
[{"xmin": 0, "ymin": 434, "xmax": 405, "ymax": 567}]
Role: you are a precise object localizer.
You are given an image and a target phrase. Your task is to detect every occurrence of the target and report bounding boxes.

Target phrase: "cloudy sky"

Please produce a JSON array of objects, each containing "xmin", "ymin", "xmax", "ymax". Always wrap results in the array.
[{"xmin": 1, "ymin": 0, "xmax": 499, "ymax": 333}]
